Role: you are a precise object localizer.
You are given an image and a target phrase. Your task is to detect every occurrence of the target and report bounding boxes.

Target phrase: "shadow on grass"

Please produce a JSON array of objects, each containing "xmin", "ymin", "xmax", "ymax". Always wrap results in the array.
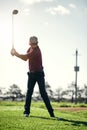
[
  {"xmin": 56, "ymin": 117, "xmax": 87, "ymax": 126},
  {"xmin": 30, "ymin": 115, "xmax": 56, "ymax": 120},
  {"xmin": 30, "ymin": 115, "xmax": 87, "ymax": 126}
]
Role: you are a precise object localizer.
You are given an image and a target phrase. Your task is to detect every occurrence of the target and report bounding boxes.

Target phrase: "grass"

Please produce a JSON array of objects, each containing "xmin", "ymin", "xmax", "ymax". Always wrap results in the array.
[{"xmin": 0, "ymin": 101, "xmax": 87, "ymax": 130}]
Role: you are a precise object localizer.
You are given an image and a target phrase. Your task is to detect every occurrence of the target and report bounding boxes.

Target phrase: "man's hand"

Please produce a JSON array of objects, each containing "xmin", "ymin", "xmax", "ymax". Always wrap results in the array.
[
  {"xmin": 11, "ymin": 48, "xmax": 16, "ymax": 56},
  {"xmin": 11, "ymin": 48, "xmax": 28, "ymax": 61}
]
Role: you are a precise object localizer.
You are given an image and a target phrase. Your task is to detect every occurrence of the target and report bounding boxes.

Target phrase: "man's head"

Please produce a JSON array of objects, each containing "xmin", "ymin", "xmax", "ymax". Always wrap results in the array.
[{"xmin": 29, "ymin": 36, "xmax": 38, "ymax": 46}]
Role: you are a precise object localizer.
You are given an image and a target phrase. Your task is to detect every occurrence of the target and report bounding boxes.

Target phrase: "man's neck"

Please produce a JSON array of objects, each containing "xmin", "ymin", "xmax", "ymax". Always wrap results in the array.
[{"xmin": 32, "ymin": 45, "xmax": 38, "ymax": 49}]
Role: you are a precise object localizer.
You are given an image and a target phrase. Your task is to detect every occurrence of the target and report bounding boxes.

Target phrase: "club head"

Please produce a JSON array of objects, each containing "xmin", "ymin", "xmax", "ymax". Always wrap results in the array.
[{"xmin": 12, "ymin": 9, "xmax": 18, "ymax": 15}]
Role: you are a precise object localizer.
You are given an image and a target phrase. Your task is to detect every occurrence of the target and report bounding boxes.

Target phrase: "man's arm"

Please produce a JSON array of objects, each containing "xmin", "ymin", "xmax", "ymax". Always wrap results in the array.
[{"xmin": 11, "ymin": 48, "xmax": 29, "ymax": 61}]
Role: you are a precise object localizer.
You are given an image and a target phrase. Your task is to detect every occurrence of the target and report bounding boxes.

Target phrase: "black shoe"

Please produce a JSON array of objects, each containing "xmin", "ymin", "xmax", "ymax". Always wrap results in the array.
[
  {"xmin": 23, "ymin": 111, "xmax": 29, "ymax": 117},
  {"xmin": 24, "ymin": 113, "xmax": 29, "ymax": 117},
  {"xmin": 50, "ymin": 112, "xmax": 55, "ymax": 117}
]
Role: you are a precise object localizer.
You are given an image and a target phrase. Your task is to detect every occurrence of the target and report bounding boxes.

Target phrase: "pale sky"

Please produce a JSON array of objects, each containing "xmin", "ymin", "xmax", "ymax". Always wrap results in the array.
[{"xmin": 0, "ymin": 0, "xmax": 87, "ymax": 93}]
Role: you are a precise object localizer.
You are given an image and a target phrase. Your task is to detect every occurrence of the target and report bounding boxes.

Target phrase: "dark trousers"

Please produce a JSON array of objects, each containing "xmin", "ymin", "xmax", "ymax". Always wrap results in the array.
[{"xmin": 24, "ymin": 71, "xmax": 53, "ymax": 115}]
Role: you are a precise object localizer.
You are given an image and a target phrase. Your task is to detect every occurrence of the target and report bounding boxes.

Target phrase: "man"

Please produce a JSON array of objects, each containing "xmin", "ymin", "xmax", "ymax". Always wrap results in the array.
[{"xmin": 11, "ymin": 36, "xmax": 55, "ymax": 117}]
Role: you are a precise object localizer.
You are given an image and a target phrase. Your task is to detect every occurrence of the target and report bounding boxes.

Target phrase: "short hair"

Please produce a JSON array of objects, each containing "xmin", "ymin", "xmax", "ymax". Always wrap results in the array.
[{"xmin": 30, "ymin": 36, "xmax": 38, "ymax": 44}]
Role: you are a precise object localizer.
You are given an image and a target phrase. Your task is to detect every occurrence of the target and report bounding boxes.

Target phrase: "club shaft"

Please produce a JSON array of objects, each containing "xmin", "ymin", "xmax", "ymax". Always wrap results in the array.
[
  {"xmin": 12, "ymin": 14, "xmax": 14, "ymax": 48},
  {"xmin": 12, "ymin": 10, "xmax": 18, "ymax": 48}
]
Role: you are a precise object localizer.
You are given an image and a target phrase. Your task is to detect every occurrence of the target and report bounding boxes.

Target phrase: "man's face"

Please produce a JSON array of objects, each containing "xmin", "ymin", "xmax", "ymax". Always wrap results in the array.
[
  {"xmin": 29, "ymin": 41, "xmax": 37, "ymax": 48},
  {"xmin": 29, "ymin": 40, "xmax": 32, "ymax": 46}
]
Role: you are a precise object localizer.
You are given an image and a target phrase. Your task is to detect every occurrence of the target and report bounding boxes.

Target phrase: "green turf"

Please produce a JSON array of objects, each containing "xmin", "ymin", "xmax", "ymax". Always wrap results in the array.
[{"xmin": 0, "ymin": 101, "xmax": 87, "ymax": 130}]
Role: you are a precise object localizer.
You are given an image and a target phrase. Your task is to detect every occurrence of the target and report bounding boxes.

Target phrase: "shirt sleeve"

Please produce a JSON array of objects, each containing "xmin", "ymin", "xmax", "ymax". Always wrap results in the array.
[{"xmin": 26, "ymin": 47, "xmax": 34, "ymax": 58}]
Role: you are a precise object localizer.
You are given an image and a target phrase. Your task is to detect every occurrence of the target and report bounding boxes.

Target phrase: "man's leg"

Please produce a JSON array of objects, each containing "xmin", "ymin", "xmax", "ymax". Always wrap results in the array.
[
  {"xmin": 24, "ymin": 72, "xmax": 36, "ymax": 115},
  {"xmin": 37, "ymin": 72, "xmax": 55, "ymax": 117}
]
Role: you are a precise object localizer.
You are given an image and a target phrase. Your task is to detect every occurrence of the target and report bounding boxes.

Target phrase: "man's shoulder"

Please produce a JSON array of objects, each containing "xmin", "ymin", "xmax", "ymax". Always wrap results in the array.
[{"xmin": 27, "ymin": 47, "xmax": 31, "ymax": 53}]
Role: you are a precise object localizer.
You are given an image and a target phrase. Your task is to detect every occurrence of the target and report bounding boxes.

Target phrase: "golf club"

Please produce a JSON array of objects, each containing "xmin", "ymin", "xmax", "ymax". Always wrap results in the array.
[{"xmin": 12, "ymin": 9, "xmax": 18, "ymax": 48}]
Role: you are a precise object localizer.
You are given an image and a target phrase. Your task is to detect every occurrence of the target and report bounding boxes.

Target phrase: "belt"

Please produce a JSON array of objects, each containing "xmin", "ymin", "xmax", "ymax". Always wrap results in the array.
[{"xmin": 30, "ymin": 70, "xmax": 43, "ymax": 73}]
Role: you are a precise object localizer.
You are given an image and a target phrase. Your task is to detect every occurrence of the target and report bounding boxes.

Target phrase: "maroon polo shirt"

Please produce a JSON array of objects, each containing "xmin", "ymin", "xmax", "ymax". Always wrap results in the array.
[{"xmin": 27, "ymin": 46, "xmax": 43, "ymax": 72}]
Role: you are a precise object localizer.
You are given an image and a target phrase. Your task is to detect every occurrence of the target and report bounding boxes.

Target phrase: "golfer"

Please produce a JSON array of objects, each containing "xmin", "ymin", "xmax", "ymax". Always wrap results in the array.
[{"xmin": 11, "ymin": 36, "xmax": 55, "ymax": 117}]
